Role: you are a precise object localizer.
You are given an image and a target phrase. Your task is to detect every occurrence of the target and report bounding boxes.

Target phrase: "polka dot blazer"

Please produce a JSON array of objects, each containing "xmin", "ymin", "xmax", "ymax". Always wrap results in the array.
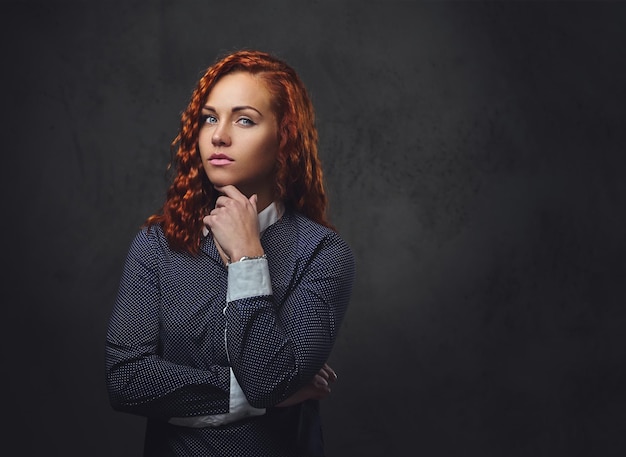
[{"xmin": 105, "ymin": 210, "xmax": 355, "ymax": 456}]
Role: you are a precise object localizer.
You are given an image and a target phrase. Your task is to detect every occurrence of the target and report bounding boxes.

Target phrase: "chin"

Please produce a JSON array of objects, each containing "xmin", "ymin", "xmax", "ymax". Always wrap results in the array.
[{"xmin": 205, "ymin": 173, "xmax": 233, "ymax": 188}]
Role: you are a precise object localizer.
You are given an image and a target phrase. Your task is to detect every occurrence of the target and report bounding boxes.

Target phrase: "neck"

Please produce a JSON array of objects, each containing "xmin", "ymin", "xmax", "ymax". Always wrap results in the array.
[{"xmin": 239, "ymin": 186, "xmax": 273, "ymax": 213}]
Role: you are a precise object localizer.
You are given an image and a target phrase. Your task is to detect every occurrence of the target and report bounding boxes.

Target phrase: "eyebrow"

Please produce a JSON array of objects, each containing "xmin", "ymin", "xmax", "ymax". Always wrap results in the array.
[{"xmin": 202, "ymin": 105, "xmax": 263, "ymax": 116}]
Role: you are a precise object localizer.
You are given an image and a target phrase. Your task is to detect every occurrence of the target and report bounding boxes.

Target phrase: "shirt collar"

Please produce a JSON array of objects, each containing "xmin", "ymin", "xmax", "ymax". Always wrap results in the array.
[
  {"xmin": 202, "ymin": 201, "xmax": 284, "ymax": 237},
  {"xmin": 258, "ymin": 200, "xmax": 283, "ymax": 235}
]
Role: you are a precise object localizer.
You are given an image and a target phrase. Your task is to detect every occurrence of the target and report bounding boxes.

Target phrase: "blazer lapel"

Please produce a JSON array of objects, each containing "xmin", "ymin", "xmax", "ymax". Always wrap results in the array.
[
  {"xmin": 263, "ymin": 211, "xmax": 299, "ymax": 308},
  {"xmin": 199, "ymin": 232, "xmax": 225, "ymax": 267}
]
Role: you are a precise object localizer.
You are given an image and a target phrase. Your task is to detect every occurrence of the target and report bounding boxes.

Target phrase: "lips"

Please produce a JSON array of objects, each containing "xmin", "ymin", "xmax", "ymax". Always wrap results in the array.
[{"xmin": 208, "ymin": 153, "xmax": 234, "ymax": 166}]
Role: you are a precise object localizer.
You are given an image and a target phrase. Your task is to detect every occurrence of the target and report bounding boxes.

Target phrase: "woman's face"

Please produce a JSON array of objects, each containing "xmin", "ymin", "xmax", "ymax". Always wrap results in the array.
[{"xmin": 198, "ymin": 71, "xmax": 279, "ymax": 204}]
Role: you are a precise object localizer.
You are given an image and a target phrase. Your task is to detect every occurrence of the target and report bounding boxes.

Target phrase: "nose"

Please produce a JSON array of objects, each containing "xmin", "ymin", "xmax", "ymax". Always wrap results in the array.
[{"xmin": 211, "ymin": 123, "xmax": 231, "ymax": 147}]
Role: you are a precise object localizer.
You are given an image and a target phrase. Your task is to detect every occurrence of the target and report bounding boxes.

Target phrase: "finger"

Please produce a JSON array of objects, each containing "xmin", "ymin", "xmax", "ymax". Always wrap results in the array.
[
  {"xmin": 214, "ymin": 195, "xmax": 233, "ymax": 209},
  {"xmin": 208, "ymin": 207, "xmax": 224, "ymax": 217},
  {"xmin": 313, "ymin": 374, "xmax": 328, "ymax": 388},
  {"xmin": 214, "ymin": 185, "xmax": 247, "ymax": 202},
  {"xmin": 323, "ymin": 363, "xmax": 338, "ymax": 382},
  {"xmin": 249, "ymin": 194, "xmax": 258, "ymax": 211},
  {"xmin": 317, "ymin": 368, "xmax": 330, "ymax": 381},
  {"xmin": 319, "ymin": 363, "xmax": 337, "ymax": 382}
]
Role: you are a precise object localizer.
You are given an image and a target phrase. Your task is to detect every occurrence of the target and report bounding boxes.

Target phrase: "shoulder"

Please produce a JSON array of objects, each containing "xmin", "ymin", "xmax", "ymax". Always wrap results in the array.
[
  {"xmin": 288, "ymin": 211, "xmax": 354, "ymax": 263},
  {"xmin": 291, "ymin": 212, "xmax": 335, "ymax": 237},
  {"xmin": 283, "ymin": 211, "xmax": 344, "ymax": 242},
  {"xmin": 126, "ymin": 223, "xmax": 171, "ymax": 259}
]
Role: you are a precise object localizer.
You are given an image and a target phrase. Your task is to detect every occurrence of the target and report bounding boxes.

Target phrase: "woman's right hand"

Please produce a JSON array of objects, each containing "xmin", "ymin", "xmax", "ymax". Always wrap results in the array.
[{"xmin": 203, "ymin": 185, "xmax": 264, "ymax": 263}]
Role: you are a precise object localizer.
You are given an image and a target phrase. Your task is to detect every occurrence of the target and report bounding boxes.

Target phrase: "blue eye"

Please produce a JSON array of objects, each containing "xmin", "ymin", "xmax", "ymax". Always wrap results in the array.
[
  {"xmin": 201, "ymin": 114, "xmax": 218, "ymax": 124},
  {"xmin": 238, "ymin": 117, "xmax": 255, "ymax": 126}
]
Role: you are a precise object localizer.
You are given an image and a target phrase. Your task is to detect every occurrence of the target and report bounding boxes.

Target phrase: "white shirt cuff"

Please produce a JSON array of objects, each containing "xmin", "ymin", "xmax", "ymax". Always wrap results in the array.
[
  {"xmin": 226, "ymin": 257, "xmax": 272, "ymax": 302},
  {"xmin": 168, "ymin": 369, "xmax": 265, "ymax": 428}
]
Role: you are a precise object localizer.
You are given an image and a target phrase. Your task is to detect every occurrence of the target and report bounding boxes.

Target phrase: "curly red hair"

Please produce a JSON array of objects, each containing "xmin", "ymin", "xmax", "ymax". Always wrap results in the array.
[{"xmin": 145, "ymin": 49, "xmax": 333, "ymax": 254}]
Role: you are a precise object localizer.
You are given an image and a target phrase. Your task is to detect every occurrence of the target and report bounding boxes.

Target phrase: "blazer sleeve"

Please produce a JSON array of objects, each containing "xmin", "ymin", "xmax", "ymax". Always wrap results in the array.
[
  {"xmin": 105, "ymin": 229, "xmax": 231, "ymax": 420},
  {"xmin": 223, "ymin": 229, "xmax": 356, "ymax": 408}
]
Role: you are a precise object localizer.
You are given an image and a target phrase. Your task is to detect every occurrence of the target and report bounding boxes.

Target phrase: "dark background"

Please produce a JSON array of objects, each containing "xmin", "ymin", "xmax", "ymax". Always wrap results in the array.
[{"xmin": 3, "ymin": 1, "xmax": 626, "ymax": 456}]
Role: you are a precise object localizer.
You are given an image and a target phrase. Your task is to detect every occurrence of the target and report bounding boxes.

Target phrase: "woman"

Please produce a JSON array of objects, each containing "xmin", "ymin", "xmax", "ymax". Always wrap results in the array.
[{"xmin": 105, "ymin": 49, "xmax": 355, "ymax": 456}]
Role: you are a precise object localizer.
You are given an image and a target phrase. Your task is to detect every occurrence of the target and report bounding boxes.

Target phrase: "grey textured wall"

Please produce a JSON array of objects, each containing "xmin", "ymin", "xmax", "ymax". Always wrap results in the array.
[{"xmin": 4, "ymin": 1, "xmax": 626, "ymax": 456}]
